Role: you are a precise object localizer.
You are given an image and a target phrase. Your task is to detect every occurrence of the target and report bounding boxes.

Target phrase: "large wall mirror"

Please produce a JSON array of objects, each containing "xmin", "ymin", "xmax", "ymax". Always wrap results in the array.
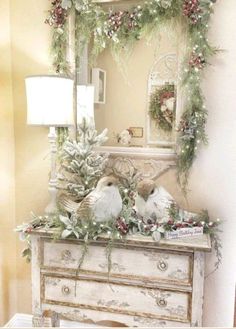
[
  {"xmin": 73, "ymin": 1, "xmax": 187, "ymax": 154},
  {"xmin": 51, "ymin": 0, "xmax": 215, "ymax": 182}
]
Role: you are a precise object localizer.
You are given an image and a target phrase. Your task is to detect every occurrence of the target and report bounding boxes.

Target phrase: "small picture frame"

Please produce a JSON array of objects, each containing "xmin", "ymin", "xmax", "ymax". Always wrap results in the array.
[
  {"xmin": 129, "ymin": 127, "xmax": 143, "ymax": 138},
  {"xmin": 92, "ymin": 68, "xmax": 106, "ymax": 104}
]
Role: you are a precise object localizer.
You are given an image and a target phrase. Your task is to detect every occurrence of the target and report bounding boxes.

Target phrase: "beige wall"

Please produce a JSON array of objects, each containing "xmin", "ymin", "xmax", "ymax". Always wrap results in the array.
[
  {"xmin": 0, "ymin": 0, "xmax": 51, "ymax": 324},
  {"xmin": 0, "ymin": 0, "xmax": 236, "ymax": 326},
  {"xmin": 189, "ymin": 1, "xmax": 236, "ymax": 326},
  {"xmin": 0, "ymin": 0, "xmax": 16, "ymax": 325},
  {"xmin": 9, "ymin": 0, "xmax": 52, "ymax": 319}
]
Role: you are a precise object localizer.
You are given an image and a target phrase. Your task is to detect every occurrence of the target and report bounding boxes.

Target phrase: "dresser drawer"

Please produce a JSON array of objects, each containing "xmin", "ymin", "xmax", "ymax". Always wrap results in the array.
[
  {"xmin": 43, "ymin": 275, "xmax": 190, "ymax": 322},
  {"xmin": 42, "ymin": 240, "xmax": 192, "ymax": 285}
]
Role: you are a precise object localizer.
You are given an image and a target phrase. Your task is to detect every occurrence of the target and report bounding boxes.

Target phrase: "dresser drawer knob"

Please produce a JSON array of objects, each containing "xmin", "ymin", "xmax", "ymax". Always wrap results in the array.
[
  {"xmin": 62, "ymin": 285, "xmax": 70, "ymax": 295},
  {"xmin": 156, "ymin": 298, "xmax": 167, "ymax": 308},
  {"xmin": 61, "ymin": 250, "xmax": 72, "ymax": 261},
  {"xmin": 157, "ymin": 260, "xmax": 168, "ymax": 271}
]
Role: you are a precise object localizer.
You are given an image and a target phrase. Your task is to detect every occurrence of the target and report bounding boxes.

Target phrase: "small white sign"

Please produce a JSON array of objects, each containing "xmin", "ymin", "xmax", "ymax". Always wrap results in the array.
[{"xmin": 164, "ymin": 227, "xmax": 203, "ymax": 240}]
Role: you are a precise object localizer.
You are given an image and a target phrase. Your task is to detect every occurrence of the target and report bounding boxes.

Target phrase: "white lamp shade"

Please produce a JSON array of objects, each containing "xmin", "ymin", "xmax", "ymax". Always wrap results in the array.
[
  {"xmin": 25, "ymin": 75, "xmax": 74, "ymax": 126},
  {"xmin": 77, "ymin": 85, "xmax": 94, "ymax": 124}
]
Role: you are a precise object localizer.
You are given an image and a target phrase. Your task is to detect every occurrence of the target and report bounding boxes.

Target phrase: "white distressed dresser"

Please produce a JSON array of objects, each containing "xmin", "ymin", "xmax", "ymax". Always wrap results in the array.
[{"xmin": 30, "ymin": 230, "xmax": 211, "ymax": 327}]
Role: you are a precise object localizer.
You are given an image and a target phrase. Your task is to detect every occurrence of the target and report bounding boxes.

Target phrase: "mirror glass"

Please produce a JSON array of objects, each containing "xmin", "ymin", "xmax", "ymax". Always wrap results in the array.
[{"xmin": 80, "ymin": 2, "xmax": 184, "ymax": 150}]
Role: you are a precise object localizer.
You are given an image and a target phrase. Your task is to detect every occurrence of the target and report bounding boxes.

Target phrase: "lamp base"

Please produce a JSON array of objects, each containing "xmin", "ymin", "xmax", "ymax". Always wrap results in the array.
[
  {"xmin": 45, "ymin": 179, "xmax": 58, "ymax": 214},
  {"xmin": 45, "ymin": 127, "xmax": 58, "ymax": 214}
]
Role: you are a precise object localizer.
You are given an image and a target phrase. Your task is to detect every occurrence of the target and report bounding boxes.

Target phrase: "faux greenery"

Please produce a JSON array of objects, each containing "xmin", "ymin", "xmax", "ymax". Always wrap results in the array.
[
  {"xmin": 58, "ymin": 118, "xmax": 109, "ymax": 200},
  {"xmin": 15, "ymin": 202, "xmax": 222, "ymax": 276},
  {"xmin": 149, "ymin": 84, "xmax": 176, "ymax": 132},
  {"xmin": 45, "ymin": 0, "xmax": 218, "ymax": 190},
  {"xmin": 16, "ymin": 118, "xmax": 222, "ymax": 276}
]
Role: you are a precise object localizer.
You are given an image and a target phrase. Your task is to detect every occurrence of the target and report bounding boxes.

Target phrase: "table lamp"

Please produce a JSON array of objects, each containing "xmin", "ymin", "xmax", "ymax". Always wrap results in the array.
[{"xmin": 25, "ymin": 75, "xmax": 74, "ymax": 214}]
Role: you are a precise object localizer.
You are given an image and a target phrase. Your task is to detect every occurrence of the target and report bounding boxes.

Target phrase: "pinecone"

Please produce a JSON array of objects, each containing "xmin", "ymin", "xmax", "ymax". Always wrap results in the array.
[{"xmin": 183, "ymin": 0, "xmax": 202, "ymax": 24}]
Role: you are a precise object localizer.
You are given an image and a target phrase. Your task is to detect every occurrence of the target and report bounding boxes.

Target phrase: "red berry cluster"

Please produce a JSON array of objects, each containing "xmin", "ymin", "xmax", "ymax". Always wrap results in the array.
[
  {"xmin": 177, "ymin": 119, "xmax": 190, "ymax": 133},
  {"xmin": 106, "ymin": 10, "xmax": 139, "ymax": 38},
  {"xmin": 116, "ymin": 217, "xmax": 129, "ymax": 235},
  {"xmin": 45, "ymin": 0, "xmax": 67, "ymax": 28},
  {"xmin": 167, "ymin": 218, "xmax": 197, "ymax": 229},
  {"xmin": 183, "ymin": 0, "xmax": 202, "ymax": 24},
  {"xmin": 189, "ymin": 51, "xmax": 205, "ymax": 69},
  {"xmin": 127, "ymin": 12, "xmax": 139, "ymax": 30}
]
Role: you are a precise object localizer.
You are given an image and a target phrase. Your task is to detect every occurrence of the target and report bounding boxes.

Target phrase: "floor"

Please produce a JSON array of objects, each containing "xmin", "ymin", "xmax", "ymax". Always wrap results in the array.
[{"xmin": 4, "ymin": 313, "xmax": 98, "ymax": 328}]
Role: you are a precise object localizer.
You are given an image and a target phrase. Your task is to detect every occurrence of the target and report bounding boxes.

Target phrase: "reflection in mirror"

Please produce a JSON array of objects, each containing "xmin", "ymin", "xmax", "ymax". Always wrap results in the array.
[{"xmin": 87, "ymin": 12, "xmax": 181, "ymax": 150}]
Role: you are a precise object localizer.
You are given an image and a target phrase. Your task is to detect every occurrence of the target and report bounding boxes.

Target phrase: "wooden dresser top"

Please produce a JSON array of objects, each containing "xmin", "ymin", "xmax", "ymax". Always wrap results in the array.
[{"xmin": 30, "ymin": 229, "xmax": 211, "ymax": 252}]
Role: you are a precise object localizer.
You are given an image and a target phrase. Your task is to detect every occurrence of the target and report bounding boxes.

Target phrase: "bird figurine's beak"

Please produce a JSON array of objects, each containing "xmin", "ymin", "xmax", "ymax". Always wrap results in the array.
[{"xmin": 139, "ymin": 192, "xmax": 148, "ymax": 202}]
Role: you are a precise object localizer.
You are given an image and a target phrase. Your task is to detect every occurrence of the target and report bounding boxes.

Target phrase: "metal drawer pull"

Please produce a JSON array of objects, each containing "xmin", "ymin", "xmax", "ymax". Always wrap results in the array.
[
  {"xmin": 157, "ymin": 260, "xmax": 168, "ymax": 271},
  {"xmin": 61, "ymin": 250, "xmax": 72, "ymax": 261},
  {"xmin": 156, "ymin": 298, "xmax": 167, "ymax": 308},
  {"xmin": 61, "ymin": 285, "xmax": 70, "ymax": 295}
]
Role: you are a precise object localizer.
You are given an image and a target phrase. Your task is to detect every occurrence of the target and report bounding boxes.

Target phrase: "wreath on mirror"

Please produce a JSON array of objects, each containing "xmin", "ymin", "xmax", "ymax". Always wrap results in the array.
[{"xmin": 149, "ymin": 84, "xmax": 176, "ymax": 132}]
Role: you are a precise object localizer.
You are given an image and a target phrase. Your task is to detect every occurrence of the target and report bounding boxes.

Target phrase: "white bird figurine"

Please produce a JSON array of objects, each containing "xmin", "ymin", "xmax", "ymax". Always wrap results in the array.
[
  {"xmin": 117, "ymin": 129, "xmax": 133, "ymax": 145},
  {"xmin": 135, "ymin": 179, "xmax": 174, "ymax": 222},
  {"xmin": 61, "ymin": 176, "xmax": 122, "ymax": 223}
]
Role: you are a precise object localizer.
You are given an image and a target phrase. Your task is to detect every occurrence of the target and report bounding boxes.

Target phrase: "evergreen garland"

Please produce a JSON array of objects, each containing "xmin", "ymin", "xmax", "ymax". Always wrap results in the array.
[
  {"xmin": 45, "ymin": 0, "xmax": 70, "ymax": 74},
  {"xmin": 15, "ymin": 203, "xmax": 222, "ymax": 276},
  {"xmin": 45, "ymin": 0, "xmax": 218, "ymax": 190}
]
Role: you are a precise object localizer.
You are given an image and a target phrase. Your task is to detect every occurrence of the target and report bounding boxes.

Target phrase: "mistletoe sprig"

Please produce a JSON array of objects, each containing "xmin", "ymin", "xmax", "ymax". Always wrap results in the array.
[{"xmin": 45, "ymin": 0, "xmax": 218, "ymax": 189}]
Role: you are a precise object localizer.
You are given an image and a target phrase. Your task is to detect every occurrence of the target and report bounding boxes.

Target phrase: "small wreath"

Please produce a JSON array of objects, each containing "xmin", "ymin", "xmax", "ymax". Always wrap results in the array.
[{"xmin": 149, "ymin": 84, "xmax": 176, "ymax": 132}]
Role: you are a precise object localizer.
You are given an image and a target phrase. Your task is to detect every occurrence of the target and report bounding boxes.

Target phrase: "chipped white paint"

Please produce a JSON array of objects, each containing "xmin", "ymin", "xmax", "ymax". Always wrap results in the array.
[
  {"xmin": 44, "ymin": 304, "xmax": 191, "ymax": 327},
  {"xmin": 191, "ymin": 252, "xmax": 205, "ymax": 327},
  {"xmin": 44, "ymin": 275, "xmax": 189, "ymax": 321},
  {"xmin": 43, "ymin": 241, "xmax": 192, "ymax": 285},
  {"xmin": 31, "ymin": 232, "xmax": 210, "ymax": 327},
  {"xmin": 31, "ymin": 235, "xmax": 44, "ymax": 327}
]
